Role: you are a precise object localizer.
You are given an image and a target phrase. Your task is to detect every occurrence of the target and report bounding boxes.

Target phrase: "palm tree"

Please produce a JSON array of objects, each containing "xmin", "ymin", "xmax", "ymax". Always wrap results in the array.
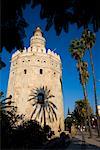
[
  {"xmin": 69, "ymin": 39, "xmax": 92, "ymax": 137},
  {"xmin": 69, "ymin": 39, "xmax": 88, "ymax": 100},
  {"xmin": 82, "ymin": 29, "xmax": 100, "ymax": 137},
  {"xmin": 0, "ymin": 92, "xmax": 13, "ymax": 111},
  {"xmin": 28, "ymin": 86, "xmax": 57, "ymax": 128},
  {"xmin": 74, "ymin": 99, "xmax": 93, "ymax": 130}
]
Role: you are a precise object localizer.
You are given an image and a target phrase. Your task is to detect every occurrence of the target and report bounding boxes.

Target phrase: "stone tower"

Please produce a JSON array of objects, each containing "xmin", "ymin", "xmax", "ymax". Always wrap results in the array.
[{"xmin": 7, "ymin": 27, "xmax": 64, "ymax": 135}]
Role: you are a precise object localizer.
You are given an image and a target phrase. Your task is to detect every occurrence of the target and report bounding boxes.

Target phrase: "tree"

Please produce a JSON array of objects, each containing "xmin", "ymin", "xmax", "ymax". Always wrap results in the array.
[
  {"xmin": 1, "ymin": 0, "xmax": 100, "ymax": 52},
  {"xmin": 28, "ymin": 86, "xmax": 57, "ymax": 128},
  {"xmin": 1, "ymin": 0, "xmax": 100, "ymax": 69},
  {"xmin": 69, "ymin": 39, "xmax": 92, "ymax": 137},
  {"xmin": 69, "ymin": 39, "xmax": 87, "ymax": 100},
  {"xmin": 0, "ymin": 92, "xmax": 13, "ymax": 111},
  {"xmin": 1, "ymin": 0, "xmax": 29, "ymax": 52},
  {"xmin": 0, "ymin": 91, "xmax": 52, "ymax": 149},
  {"xmin": 0, "ymin": 58, "xmax": 6, "ymax": 70},
  {"xmin": 81, "ymin": 29, "xmax": 100, "ymax": 137},
  {"xmin": 65, "ymin": 115, "xmax": 73, "ymax": 133},
  {"xmin": 73, "ymin": 99, "xmax": 93, "ymax": 129}
]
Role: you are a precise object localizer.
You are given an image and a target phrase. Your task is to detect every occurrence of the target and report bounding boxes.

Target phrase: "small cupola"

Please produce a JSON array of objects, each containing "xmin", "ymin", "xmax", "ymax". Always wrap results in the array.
[
  {"xmin": 30, "ymin": 27, "xmax": 46, "ymax": 51},
  {"xmin": 34, "ymin": 27, "xmax": 43, "ymax": 37}
]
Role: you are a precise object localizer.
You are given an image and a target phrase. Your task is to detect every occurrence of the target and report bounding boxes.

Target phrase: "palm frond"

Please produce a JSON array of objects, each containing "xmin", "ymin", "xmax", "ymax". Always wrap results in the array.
[
  {"xmin": 31, "ymin": 105, "xmax": 38, "ymax": 119},
  {"xmin": 48, "ymin": 106, "xmax": 55, "ymax": 122},
  {"xmin": 1, "ymin": 106, "xmax": 15, "ymax": 109},
  {"xmin": 45, "ymin": 107, "xmax": 52, "ymax": 122},
  {"xmin": 40, "ymin": 114, "xmax": 43, "ymax": 124},
  {"xmin": 49, "ymin": 101, "xmax": 57, "ymax": 109},
  {"xmin": 47, "ymin": 95, "xmax": 55, "ymax": 100},
  {"xmin": 49, "ymin": 105, "xmax": 57, "ymax": 121},
  {"xmin": 35, "ymin": 106, "xmax": 43, "ymax": 120},
  {"xmin": 28, "ymin": 86, "xmax": 57, "ymax": 126},
  {"xmin": 28, "ymin": 96, "xmax": 37, "ymax": 101},
  {"xmin": 29, "ymin": 93, "xmax": 37, "ymax": 97},
  {"xmin": 32, "ymin": 102, "xmax": 37, "ymax": 107}
]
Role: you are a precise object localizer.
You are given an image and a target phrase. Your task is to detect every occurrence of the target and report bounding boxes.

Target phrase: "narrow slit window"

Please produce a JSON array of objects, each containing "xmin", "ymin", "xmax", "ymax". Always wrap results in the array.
[
  {"xmin": 31, "ymin": 47, "xmax": 32, "ymax": 51},
  {"xmin": 24, "ymin": 69, "xmax": 27, "ymax": 74},
  {"xmin": 40, "ymin": 69, "xmax": 43, "ymax": 74}
]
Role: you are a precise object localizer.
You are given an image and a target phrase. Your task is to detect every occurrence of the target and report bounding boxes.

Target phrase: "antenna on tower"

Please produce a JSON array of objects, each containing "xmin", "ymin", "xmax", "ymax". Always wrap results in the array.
[{"xmin": 53, "ymin": 48, "xmax": 56, "ymax": 52}]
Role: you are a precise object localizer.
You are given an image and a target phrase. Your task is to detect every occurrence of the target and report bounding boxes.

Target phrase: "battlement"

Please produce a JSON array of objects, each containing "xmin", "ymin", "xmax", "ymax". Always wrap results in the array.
[
  {"xmin": 12, "ymin": 27, "xmax": 61, "ymax": 61},
  {"xmin": 47, "ymin": 49, "xmax": 60, "ymax": 60},
  {"xmin": 12, "ymin": 47, "xmax": 61, "ymax": 61}
]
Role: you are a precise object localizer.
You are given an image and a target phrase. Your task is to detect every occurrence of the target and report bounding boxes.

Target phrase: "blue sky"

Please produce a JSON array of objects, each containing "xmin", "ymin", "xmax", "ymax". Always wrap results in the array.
[{"xmin": 0, "ymin": 4, "xmax": 100, "ymax": 117}]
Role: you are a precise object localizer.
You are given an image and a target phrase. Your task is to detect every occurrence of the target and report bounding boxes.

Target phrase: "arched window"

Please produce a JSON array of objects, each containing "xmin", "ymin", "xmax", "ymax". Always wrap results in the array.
[
  {"xmin": 40, "ymin": 69, "xmax": 43, "ymax": 74},
  {"xmin": 24, "ymin": 69, "xmax": 27, "ymax": 74}
]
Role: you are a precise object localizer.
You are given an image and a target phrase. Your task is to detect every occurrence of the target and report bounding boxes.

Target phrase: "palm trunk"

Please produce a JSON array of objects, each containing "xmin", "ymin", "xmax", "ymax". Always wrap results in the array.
[
  {"xmin": 43, "ymin": 107, "xmax": 46, "ymax": 128},
  {"xmin": 79, "ymin": 60, "xmax": 92, "ymax": 137},
  {"xmin": 89, "ymin": 48, "xmax": 100, "ymax": 137},
  {"xmin": 82, "ymin": 83, "xmax": 92, "ymax": 137}
]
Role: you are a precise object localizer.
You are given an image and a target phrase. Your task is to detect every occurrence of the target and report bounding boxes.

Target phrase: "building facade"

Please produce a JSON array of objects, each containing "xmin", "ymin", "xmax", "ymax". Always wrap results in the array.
[{"xmin": 7, "ymin": 27, "xmax": 64, "ymax": 135}]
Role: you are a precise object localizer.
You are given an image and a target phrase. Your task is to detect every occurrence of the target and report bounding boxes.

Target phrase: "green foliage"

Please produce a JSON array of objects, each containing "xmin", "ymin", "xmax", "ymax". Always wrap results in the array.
[
  {"xmin": 0, "ymin": 58, "xmax": 6, "ymax": 69},
  {"xmin": 69, "ymin": 39, "xmax": 86, "ymax": 60},
  {"xmin": 1, "ymin": 98, "xmax": 54, "ymax": 149},
  {"xmin": 77, "ymin": 61, "xmax": 89, "ymax": 85},
  {"xmin": 81, "ymin": 29, "xmax": 96, "ymax": 49},
  {"xmin": 65, "ymin": 115, "xmax": 73, "ymax": 129},
  {"xmin": 0, "ymin": 92, "xmax": 13, "ymax": 112},
  {"xmin": 1, "ymin": 0, "xmax": 99, "ymax": 53},
  {"xmin": 1, "ymin": 114, "xmax": 51, "ymax": 149},
  {"xmin": 69, "ymin": 37, "xmax": 89, "ymax": 92},
  {"xmin": 73, "ymin": 99, "xmax": 93, "ymax": 126}
]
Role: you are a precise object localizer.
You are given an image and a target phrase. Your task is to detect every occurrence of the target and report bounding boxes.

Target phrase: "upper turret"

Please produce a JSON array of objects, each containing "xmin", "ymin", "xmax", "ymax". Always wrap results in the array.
[
  {"xmin": 12, "ymin": 27, "xmax": 61, "ymax": 61},
  {"xmin": 30, "ymin": 27, "xmax": 46, "ymax": 51}
]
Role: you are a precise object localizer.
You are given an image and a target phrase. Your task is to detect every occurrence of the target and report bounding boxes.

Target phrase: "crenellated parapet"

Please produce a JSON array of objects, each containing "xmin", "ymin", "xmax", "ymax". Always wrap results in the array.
[
  {"xmin": 12, "ymin": 48, "xmax": 61, "ymax": 64},
  {"xmin": 12, "ymin": 27, "xmax": 61, "ymax": 62},
  {"xmin": 47, "ymin": 49, "xmax": 60, "ymax": 61}
]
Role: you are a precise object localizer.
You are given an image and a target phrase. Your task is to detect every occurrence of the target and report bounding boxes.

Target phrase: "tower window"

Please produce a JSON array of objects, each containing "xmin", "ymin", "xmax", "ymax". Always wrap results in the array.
[
  {"xmin": 54, "ymin": 72, "xmax": 56, "ymax": 77},
  {"xmin": 24, "ymin": 69, "xmax": 27, "ymax": 74},
  {"xmin": 40, "ymin": 69, "xmax": 43, "ymax": 74}
]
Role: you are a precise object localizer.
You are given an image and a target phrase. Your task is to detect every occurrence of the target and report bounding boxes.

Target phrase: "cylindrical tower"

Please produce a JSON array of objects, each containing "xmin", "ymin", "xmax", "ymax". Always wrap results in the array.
[{"xmin": 7, "ymin": 27, "xmax": 64, "ymax": 135}]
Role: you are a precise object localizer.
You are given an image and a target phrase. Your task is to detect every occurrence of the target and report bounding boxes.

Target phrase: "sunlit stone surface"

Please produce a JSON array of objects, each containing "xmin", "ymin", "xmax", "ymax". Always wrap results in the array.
[{"xmin": 7, "ymin": 27, "xmax": 64, "ymax": 136}]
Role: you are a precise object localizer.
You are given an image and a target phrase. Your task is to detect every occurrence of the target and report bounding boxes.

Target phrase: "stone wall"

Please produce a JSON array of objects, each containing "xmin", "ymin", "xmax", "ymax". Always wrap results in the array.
[{"xmin": 7, "ymin": 27, "xmax": 64, "ymax": 135}]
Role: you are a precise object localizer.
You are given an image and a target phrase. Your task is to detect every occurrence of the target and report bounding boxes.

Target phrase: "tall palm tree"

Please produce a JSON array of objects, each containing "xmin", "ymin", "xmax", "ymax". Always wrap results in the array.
[
  {"xmin": 82, "ymin": 29, "xmax": 100, "ymax": 137},
  {"xmin": 0, "ymin": 92, "xmax": 13, "ymax": 111},
  {"xmin": 28, "ymin": 86, "xmax": 57, "ymax": 128},
  {"xmin": 69, "ymin": 39, "xmax": 88, "ymax": 100},
  {"xmin": 69, "ymin": 39, "xmax": 92, "ymax": 137}
]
